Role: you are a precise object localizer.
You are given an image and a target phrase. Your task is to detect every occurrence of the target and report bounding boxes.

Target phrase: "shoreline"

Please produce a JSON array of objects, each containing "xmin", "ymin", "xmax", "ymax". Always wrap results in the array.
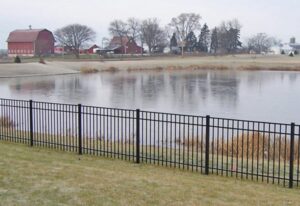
[
  {"xmin": 0, "ymin": 72, "xmax": 79, "ymax": 79},
  {"xmin": 1, "ymin": 55, "xmax": 300, "ymax": 78}
]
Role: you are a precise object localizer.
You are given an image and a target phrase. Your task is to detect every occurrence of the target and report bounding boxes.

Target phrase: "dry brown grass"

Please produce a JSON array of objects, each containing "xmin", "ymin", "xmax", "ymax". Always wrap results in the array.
[
  {"xmin": 183, "ymin": 64, "xmax": 229, "ymax": 70},
  {"xmin": 177, "ymin": 132, "xmax": 299, "ymax": 162},
  {"xmin": 0, "ymin": 116, "xmax": 16, "ymax": 128},
  {"xmin": 102, "ymin": 66, "xmax": 119, "ymax": 72},
  {"xmin": 80, "ymin": 66, "xmax": 99, "ymax": 73},
  {"xmin": 127, "ymin": 66, "xmax": 164, "ymax": 72},
  {"xmin": 39, "ymin": 57, "xmax": 46, "ymax": 64},
  {"xmin": 175, "ymin": 137, "xmax": 204, "ymax": 148},
  {"xmin": 239, "ymin": 65, "xmax": 300, "ymax": 71},
  {"xmin": 127, "ymin": 64, "xmax": 230, "ymax": 72},
  {"xmin": 221, "ymin": 132, "xmax": 299, "ymax": 162}
]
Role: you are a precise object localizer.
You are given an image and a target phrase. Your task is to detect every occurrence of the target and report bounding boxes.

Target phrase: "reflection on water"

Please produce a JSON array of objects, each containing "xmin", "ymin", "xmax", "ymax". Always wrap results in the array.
[{"xmin": 1, "ymin": 70, "xmax": 300, "ymax": 123}]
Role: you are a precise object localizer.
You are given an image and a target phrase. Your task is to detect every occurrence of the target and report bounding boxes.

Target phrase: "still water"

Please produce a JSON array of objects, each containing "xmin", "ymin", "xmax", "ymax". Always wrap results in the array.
[{"xmin": 0, "ymin": 70, "xmax": 299, "ymax": 123}]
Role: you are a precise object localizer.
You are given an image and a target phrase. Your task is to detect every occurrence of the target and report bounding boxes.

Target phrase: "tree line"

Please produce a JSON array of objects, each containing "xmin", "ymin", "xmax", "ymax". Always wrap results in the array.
[{"xmin": 54, "ymin": 13, "xmax": 280, "ymax": 58}]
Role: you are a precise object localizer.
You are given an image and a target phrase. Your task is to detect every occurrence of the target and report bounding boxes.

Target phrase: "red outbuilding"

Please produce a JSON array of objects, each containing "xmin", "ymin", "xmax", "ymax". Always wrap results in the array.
[
  {"xmin": 7, "ymin": 29, "xmax": 55, "ymax": 57},
  {"xmin": 85, "ymin": 44, "xmax": 100, "ymax": 54}
]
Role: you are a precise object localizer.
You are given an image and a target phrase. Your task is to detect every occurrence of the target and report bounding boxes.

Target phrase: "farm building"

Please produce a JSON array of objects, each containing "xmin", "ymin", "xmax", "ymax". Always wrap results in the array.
[
  {"xmin": 84, "ymin": 44, "xmax": 100, "ymax": 54},
  {"xmin": 104, "ymin": 36, "xmax": 142, "ymax": 54},
  {"xmin": 7, "ymin": 29, "xmax": 55, "ymax": 57},
  {"xmin": 54, "ymin": 44, "xmax": 100, "ymax": 55},
  {"xmin": 270, "ymin": 37, "xmax": 300, "ymax": 55}
]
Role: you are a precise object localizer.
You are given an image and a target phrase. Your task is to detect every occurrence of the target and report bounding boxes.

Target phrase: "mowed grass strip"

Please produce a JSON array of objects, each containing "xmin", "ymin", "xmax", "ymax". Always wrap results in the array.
[{"xmin": 0, "ymin": 142, "xmax": 299, "ymax": 206}]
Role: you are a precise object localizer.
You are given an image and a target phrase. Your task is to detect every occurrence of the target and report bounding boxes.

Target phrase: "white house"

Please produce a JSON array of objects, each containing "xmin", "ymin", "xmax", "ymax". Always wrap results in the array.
[
  {"xmin": 281, "ymin": 43, "xmax": 294, "ymax": 54},
  {"xmin": 269, "ymin": 46, "xmax": 281, "ymax": 55}
]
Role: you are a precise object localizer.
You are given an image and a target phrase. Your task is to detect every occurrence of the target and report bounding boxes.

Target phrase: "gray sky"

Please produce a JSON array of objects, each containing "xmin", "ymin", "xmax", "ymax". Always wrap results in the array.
[{"xmin": 1, "ymin": 0, "xmax": 299, "ymax": 49}]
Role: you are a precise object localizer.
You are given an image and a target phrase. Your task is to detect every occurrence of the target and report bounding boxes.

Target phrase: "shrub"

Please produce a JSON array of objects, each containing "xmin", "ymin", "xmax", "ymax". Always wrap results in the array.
[
  {"xmin": 14, "ymin": 56, "xmax": 21, "ymax": 63},
  {"xmin": 280, "ymin": 50, "xmax": 285, "ymax": 55},
  {"xmin": 103, "ymin": 66, "xmax": 119, "ymax": 72},
  {"xmin": 0, "ymin": 116, "xmax": 16, "ymax": 128},
  {"xmin": 177, "ymin": 132, "xmax": 299, "ymax": 161},
  {"xmin": 294, "ymin": 50, "xmax": 299, "ymax": 55},
  {"xmin": 39, "ymin": 57, "xmax": 46, "ymax": 64},
  {"xmin": 289, "ymin": 52, "xmax": 294, "ymax": 57},
  {"xmin": 80, "ymin": 67, "xmax": 99, "ymax": 73}
]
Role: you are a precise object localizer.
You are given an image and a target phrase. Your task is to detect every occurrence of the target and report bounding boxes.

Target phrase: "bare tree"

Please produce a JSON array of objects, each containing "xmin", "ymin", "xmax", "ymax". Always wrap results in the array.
[
  {"xmin": 127, "ymin": 18, "xmax": 141, "ymax": 42},
  {"xmin": 247, "ymin": 33, "xmax": 279, "ymax": 54},
  {"xmin": 169, "ymin": 13, "xmax": 201, "ymax": 56},
  {"xmin": 55, "ymin": 24, "xmax": 96, "ymax": 58},
  {"xmin": 140, "ymin": 18, "xmax": 167, "ymax": 54},
  {"xmin": 109, "ymin": 20, "xmax": 128, "ymax": 53},
  {"xmin": 164, "ymin": 25, "xmax": 174, "ymax": 50},
  {"xmin": 127, "ymin": 18, "xmax": 143, "ymax": 55}
]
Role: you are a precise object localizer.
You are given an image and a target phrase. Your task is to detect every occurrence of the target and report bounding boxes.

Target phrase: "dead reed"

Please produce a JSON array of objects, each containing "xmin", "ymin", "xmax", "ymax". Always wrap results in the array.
[
  {"xmin": 80, "ymin": 66, "xmax": 99, "ymax": 73},
  {"xmin": 126, "ymin": 64, "xmax": 230, "ymax": 72},
  {"xmin": 102, "ymin": 66, "xmax": 119, "ymax": 72},
  {"xmin": 177, "ymin": 132, "xmax": 299, "ymax": 162},
  {"xmin": 0, "ymin": 116, "xmax": 16, "ymax": 128},
  {"xmin": 127, "ymin": 66, "xmax": 164, "ymax": 72},
  {"xmin": 175, "ymin": 137, "xmax": 204, "ymax": 148},
  {"xmin": 218, "ymin": 132, "xmax": 299, "ymax": 162},
  {"xmin": 240, "ymin": 65, "xmax": 300, "ymax": 71}
]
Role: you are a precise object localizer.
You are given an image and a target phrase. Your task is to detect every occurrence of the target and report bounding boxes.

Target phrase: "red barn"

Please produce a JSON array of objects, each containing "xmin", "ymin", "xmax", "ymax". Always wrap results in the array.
[
  {"xmin": 85, "ymin": 44, "xmax": 100, "ymax": 54},
  {"xmin": 105, "ymin": 36, "xmax": 143, "ymax": 54},
  {"xmin": 7, "ymin": 29, "xmax": 55, "ymax": 57}
]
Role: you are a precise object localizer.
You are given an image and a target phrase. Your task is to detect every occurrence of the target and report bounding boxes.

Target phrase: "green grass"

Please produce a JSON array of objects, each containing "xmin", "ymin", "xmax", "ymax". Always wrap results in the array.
[
  {"xmin": 1, "ymin": 127, "xmax": 298, "ymax": 185},
  {"xmin": 0, "ymin": 141, "xmax": 299, "ymax": 206}
]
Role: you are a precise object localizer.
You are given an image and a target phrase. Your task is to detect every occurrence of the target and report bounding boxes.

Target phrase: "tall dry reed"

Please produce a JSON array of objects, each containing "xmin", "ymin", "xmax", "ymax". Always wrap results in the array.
[
  {"xmin": 177, "ymin": 132, "xmax": 299, "ymax": 162},
  {"xmin": 0, "ymin": 116, "xmax": 16, "ymax": 128}
]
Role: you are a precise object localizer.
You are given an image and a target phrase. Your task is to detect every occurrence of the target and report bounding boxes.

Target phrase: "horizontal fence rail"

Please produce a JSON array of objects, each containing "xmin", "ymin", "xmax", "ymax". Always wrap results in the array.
[{"xmin": 0, "ymin": 98, "xmax": 299, "ymax": 188}]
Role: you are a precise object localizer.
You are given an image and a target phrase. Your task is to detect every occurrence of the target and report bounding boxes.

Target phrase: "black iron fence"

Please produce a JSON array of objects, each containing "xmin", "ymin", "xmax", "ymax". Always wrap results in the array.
[{"xmin": 0, "ymin": 98, "xmax": 299, "ymax": 188}]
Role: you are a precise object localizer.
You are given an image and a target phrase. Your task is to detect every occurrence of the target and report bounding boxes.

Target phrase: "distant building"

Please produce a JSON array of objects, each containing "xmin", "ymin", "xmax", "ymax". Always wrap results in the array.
[
  {"xmin": 104, "ymin": 36, "xmax": 142, "ymax": 54},
  {"xmin": 54, "ymin": 45, "xmax": 65, "ymax": 54},
  {"xmin": 82, "ymin": 44, "xmax": 100, "ymax": 54},
  {"xmin": 7, "ymin": 28, "xmax": 55, "ymax": 57},
  {"xmin": 269, "ymin": 46, "xmax": 281, "ymax": 55},
  {"xmin": 280, "ymin": 43, "xmax": 294, "ymax": 54},
  {"xmin": 280, "ymin": 37, "xmax": 300, "ymax": 54}
]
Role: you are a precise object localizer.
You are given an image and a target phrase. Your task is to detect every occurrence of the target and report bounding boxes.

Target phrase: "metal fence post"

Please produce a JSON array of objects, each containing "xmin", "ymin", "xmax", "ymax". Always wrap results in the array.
[
  {"xmin": 78, "ymin": 104, "xmax": 82, "ymax": 155},
  {"xmin": 29, "ymin": 100, "xmax": 33, "ymax": 147},
  {"xmin": 205, "ymin": 115, "xmax": 210, "ymax": 175},
  {"xmin": 289, "ymin": 122, "xmax": 295, "ymax": 188},
  {"xmin": 136, "ymin": 109, "xmax": 140, "ymax": 164}
]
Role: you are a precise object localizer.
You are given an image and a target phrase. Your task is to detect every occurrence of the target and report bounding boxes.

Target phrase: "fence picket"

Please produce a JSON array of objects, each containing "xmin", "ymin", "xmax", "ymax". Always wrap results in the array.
[{"xmin": 0, "ymin": 98, "xmax": 298, "ymax": 188}]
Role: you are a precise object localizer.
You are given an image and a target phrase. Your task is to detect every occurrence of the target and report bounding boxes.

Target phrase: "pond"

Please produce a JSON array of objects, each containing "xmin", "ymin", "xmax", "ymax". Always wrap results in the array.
[{"xmin": 0, "ymin": 70, "xmax": 299, "ymax": 123}]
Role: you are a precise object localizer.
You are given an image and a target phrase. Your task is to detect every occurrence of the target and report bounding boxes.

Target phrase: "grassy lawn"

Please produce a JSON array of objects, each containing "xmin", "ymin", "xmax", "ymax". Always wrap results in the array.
[{"xmin": 0, "ymin": 142, "xmax": 299, "ymax": 206}]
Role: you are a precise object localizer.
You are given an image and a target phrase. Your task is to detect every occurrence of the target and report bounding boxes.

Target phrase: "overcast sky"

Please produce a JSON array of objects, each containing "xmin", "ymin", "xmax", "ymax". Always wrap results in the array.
[{"xmin": 1, "ymin": 0, "xmax": 299, "ymax": 49}]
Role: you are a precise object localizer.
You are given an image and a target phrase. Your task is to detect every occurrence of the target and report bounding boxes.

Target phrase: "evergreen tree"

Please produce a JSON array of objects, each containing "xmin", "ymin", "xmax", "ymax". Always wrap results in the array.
[
  {"xmin": 227, "ymin": 28, "xmax": 242, "ymax": 53},
  {"xmin": 217, "ymin": 19, "xmax": 242, "ymax": 54},
  {"xmin": 185, "ymin": 31, "xmax": 197, "ymax": 52},
  {"xmin": 198, "ymin": 23, "xmax": 210, "ymax": 52},
  {"xmin": 14, "ymin": 56, "xmax": 21, "ymax": 63},
  {"xmin": 170, "ymin": 33, "xmax": 178, "ymax": 48},
  {"xmin": 210, "ymin": 27, "xmax": 218, "ymax": 54}
]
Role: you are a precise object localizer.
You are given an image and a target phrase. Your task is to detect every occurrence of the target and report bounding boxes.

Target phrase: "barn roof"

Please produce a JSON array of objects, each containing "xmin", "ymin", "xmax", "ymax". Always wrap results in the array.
[
  {"xmin": 7, "ymin": 29, "xmax": 50, "ymax": 43},
  {"xmin": 109, "ymin": 36, "xmax": 130, "ymax": 47}
]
